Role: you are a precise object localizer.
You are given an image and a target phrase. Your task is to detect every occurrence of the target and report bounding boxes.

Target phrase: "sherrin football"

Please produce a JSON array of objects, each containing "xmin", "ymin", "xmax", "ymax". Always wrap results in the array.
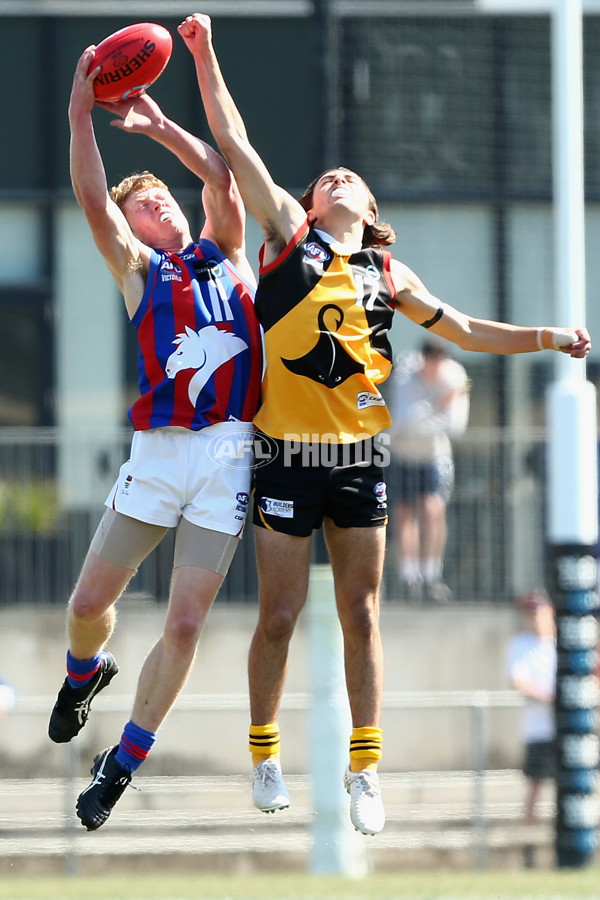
[{"xmin": 92, "ymin": 23, "xmax": 173, "ymax": 103}]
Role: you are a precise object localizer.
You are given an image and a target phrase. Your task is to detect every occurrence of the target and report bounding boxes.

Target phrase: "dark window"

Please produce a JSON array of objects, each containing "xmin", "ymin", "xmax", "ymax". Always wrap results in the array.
[
  {"xmin": 0, "ymin": 290, "xmax": 53, "ymax": 425},
  {"xmin": 340, "ymin": 15, "xmax": 600, "ymax": 203}
]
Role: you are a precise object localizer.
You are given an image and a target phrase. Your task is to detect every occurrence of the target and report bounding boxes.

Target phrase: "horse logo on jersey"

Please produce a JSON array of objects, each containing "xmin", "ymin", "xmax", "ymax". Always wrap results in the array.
[
  {"xmin": 281, "ymin": 304, "xmax": 364, "ymax": 389},
  {"xmin": 165, "ymin": 324, "xmax": 247, "ymax": 408}
]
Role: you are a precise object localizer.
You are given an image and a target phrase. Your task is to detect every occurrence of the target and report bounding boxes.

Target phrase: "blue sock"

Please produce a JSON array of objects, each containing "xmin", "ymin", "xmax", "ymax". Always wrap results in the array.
[
  {"xmin": 66, "ymin": 650, "xmax": 103, "ymax": 689},
  {"xmin": 115, "ymin": 720, "xmax": 156, "ymax": 772}
]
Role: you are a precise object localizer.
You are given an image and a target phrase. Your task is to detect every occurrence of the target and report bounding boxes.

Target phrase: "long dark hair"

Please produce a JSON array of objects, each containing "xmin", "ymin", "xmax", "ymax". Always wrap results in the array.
[{"xmin": 298, "ymin": 167, "xmax": 396, "ymax": 249}]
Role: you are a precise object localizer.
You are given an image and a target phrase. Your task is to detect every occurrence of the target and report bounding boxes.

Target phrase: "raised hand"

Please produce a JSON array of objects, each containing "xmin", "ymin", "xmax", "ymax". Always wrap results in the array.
[
  {"xmin": 177, "ymin": 13, "xmax": 213, "ymax": 55},
  {"xmin": 69, "ymin": 47, "xmax": 100, "ymax": 118}
]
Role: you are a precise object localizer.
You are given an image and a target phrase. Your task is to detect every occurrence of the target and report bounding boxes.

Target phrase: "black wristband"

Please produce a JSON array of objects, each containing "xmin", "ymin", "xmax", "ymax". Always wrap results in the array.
[{"xmin": 420, "ymin": 306, "xmax": 444, "ymax": 329}]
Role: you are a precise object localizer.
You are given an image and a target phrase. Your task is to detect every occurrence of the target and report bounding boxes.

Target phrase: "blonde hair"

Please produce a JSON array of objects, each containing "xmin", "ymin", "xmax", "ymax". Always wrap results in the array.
[
  {"xmin": 110, "ymin": 170, "xmax": 170, "ymax": 210},
  {"xmin": 298, "ymin": 167, "xmax": 396, "ymax": 249}
]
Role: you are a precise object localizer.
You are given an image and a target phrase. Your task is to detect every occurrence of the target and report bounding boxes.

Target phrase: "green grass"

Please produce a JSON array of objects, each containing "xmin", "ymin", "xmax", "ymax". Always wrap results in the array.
[{"xmin": 1, "ymin": 870, "xmax": 600, "ymax": 900}]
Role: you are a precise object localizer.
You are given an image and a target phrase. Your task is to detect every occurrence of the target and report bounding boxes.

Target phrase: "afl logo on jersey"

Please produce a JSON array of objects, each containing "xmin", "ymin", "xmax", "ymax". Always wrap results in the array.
[
  {"xmin": 305, "ymin": 242, "xmax": 330, "ymax": 264},
  {"xmin": 160, "ymin": 259, "xmax": 182, "ymax": 274},
  {"xmin": 160, "ymin": 259, "xmax": 183, "ymax": 282}
]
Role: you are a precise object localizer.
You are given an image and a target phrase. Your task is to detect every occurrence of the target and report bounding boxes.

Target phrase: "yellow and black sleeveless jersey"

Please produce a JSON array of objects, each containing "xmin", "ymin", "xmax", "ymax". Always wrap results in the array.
[{"xmin": 254, "ymin": 223, "xmax": 397, "ymax": 443}]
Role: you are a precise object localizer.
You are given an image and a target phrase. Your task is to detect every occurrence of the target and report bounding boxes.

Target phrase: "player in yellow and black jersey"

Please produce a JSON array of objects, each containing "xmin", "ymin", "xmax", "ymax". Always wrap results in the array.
[
  {"xmin": 181, "ymin": 12, "xmax": 591, "ymax": 837},
  {"xmin": 255, "ymin": 222, "xmax": 396, "ymax": 442}
]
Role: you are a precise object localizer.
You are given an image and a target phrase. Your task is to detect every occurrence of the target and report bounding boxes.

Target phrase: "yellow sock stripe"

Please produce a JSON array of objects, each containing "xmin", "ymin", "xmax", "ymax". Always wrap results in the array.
[
  {"xmin": 249, "ymin": 723, "xmax": 280, "ymax": 757},
  {"xmin": 349, "ymin": 726, "xmax": 383, "ymax": 761}
]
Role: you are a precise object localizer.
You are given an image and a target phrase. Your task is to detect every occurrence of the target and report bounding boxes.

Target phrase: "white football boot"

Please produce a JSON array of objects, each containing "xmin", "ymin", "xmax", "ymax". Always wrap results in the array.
[
  {"xmin": 343, "ymin": 766, "xmax": 386, "ymax": 835},
  {"xmin": 252, "ymin": 758, "xmax": 290, "ymax": 813}
]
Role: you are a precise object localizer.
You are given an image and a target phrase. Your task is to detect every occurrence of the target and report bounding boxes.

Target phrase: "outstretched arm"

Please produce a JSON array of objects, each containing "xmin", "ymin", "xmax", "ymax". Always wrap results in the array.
[
  {"xmin": 390, "ymin": 258, "xmax": 591, "ymax": 359},
  {"xmin": 103, "ymin": 91, "xmax": 251, "ymax": 276},
  {"xmin": 178, "ymin": 13, "xmax": 306, "ymax": 261}
]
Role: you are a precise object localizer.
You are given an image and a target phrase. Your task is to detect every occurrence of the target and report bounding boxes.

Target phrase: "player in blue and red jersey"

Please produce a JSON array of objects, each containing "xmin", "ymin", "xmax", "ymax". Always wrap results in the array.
[{"xmin": 48, "ymin": 45, "xmax": 262, "ymax": 832}]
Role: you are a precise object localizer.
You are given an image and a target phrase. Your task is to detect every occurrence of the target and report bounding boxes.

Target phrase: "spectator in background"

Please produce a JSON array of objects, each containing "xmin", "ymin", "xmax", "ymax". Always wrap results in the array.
[
  {"xmin": 507, "ymin": 588, "xmax": 556, "ymax": 868},
  {"xmin": 388, "ymin": 338, "xmax": 470, "ymax": 603}
]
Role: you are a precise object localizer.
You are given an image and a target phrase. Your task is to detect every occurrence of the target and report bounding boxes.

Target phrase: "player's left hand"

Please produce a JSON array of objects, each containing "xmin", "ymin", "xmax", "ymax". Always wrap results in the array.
[{"xmin": 557, "ymin": 326, "xmax": 591, "ymax": 358}]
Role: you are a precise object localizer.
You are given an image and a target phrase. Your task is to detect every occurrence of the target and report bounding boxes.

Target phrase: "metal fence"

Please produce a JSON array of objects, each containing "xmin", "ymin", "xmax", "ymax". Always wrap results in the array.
[
  {"xmin": 3, "ymin": 689, "xmax": 555, "ymax": 874},
  {"xmin": 0, "ymin": 426, "xmax": 548, "ymax": 606}
]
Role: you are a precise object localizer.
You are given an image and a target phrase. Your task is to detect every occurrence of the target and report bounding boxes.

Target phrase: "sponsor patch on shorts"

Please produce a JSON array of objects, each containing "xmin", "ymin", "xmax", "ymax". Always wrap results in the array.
[{"xmin": 260, "ymin": 497, "xmax": 294, "ymax": 518}]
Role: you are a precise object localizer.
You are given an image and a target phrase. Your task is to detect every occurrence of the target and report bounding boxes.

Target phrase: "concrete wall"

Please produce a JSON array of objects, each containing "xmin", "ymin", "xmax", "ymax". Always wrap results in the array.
[{"xmin": 0, "ymin": 600, "xmax": 526, "ymax": 779}]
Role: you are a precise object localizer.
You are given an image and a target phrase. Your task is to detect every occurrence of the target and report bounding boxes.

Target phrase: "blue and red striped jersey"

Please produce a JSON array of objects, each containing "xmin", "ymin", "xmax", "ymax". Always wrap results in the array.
[{"xmin": 129, "ymin": 240, "xmax": 262, "ymax": 431}]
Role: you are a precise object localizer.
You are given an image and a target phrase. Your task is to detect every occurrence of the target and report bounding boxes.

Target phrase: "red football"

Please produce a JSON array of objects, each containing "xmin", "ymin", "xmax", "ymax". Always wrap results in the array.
[{"xmin": 92, "ymin": 22, "xmax": 173, "ymax": 103}]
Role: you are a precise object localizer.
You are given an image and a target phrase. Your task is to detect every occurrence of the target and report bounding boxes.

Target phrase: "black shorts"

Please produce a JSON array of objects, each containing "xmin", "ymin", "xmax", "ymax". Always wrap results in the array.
[
  {"xmin": 252, "ymin": 434, "xmax": 388, "ymax": 537},
  {"xmin": 523, "ymin": 740, "xmax": 555, "ymax": 780}
]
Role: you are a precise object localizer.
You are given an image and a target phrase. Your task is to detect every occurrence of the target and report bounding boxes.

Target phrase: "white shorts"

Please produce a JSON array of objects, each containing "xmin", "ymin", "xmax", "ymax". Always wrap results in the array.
[{"xmin": 105, "ymin": 422, "xmax": 255, "ymax": 537}]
